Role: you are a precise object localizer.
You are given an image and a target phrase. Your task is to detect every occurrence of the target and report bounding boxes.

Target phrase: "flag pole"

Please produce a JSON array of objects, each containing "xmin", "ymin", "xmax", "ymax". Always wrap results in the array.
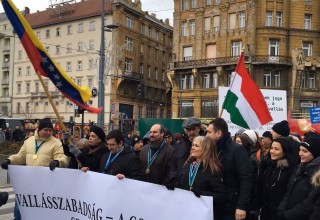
[{"xmin": 36, "ymin": 70, "xmax": 67, "ymax": 133}]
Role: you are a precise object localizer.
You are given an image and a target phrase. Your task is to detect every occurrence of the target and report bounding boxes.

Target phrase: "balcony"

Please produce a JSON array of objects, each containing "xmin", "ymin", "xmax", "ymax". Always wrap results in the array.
[
  {"xmin": 2, "ymin": 45, "xmax": 10, "ymax": 53},
  {"xmin": 1, "ymin": 78, "xmax": 9, "ymax": 86},
  {"xmin": 120, "ymin": 71, "xmax": 142, "ymax": 81},
  {"xmin": 2, "ymin": 63, "xmax": 10, "ymax": 70},
  {"xmin": 174, "ymin": 55, "xmax": 292, "ymax": 69}
]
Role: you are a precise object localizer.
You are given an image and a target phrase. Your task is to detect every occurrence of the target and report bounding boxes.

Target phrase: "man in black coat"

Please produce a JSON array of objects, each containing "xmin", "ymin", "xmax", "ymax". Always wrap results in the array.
[
  {"xmin": 206, "ymin": 118, "xmax": 255, "ymax": 220},
  {"xmin": 99, "ymin": 129, "xmax": 142, "ymax": 180},
  {"xmin": 140, "ymin": 124, "xmax": 175, "ymax": 185}
]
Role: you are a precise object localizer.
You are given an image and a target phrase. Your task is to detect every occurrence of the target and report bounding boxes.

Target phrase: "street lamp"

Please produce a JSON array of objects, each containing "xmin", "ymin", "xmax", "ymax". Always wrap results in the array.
[{"xmin": 97, "ymin": 0, "xmax": 119, "ymax": 128}]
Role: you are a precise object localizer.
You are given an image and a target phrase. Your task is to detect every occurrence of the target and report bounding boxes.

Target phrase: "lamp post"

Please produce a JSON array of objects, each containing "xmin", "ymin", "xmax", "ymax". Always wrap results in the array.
[{"xmin": 97, "ymin": 0, "xmax": 118, "ymax": 128}]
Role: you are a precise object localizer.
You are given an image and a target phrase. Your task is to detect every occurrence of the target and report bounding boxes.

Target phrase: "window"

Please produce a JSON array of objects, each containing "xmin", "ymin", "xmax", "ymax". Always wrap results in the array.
[
  {"xmin": 56, "ymin": 27, "xmax": 61, "ymax": 36},
  {"xmin": 239, "ymin": 11, "xmax": 245, "ymax": 28},
  {"xmin": 67, "ymin": 25, "xmax": 72, "ymax": 35},
  {"xmin": 264, "ymin": 70, "xmax": 281, "ymax": 87},
  {"xmin": 305, "ymin": 14, "xmax": 312, "ymax": 29},
  {"xmin": 182, "ymin": 0, "xmax": 187, "ymax": 10},
  {"xmin": 125, "ymin": 58, "xmax": 132, "ymax": 73},
  {"xmin": 141, "ymin": 24, "xmax": 145, "ymax": 34},
  {"xmin": 155, "ymin": 31, "xmax": 159, "ymax": 41},
  {"xmin": 189, "ymin": 75, "xmax": 194, "ymax": 89},
  {"xmin": 231, "ymin": 41, "xmax": 242, "ymax": 57},
  {"xmin": 301, "ymin": 72, "xmax": 316, "ymax": 89},
  {"xmin": 229, "ymin": 13, "xmax": 236, "ymax": 29},
  {"xmin": 155, "ymin": 68, "xmax": 158, "ymax": 81},
  {"xmin": 227, "ymin": 71, "xmax": 235, "ymax": 86},
  {"xmin": 179, "ymin": 101, "xmax": 194, "ymax": 118},
  {"xmin": 214, "ymin": 0, "xmax": 220, "ymax": 4},
  {"xmin": 202, "ymin": 73, "xmax": 218, "ymax": 88},
  {"xmin": 126, "ymin": 16, "xmax": 134, "ymax": 29},
  {"xmin": 276, "ymin": 12, "xmax": 282, "ymax": 27},
  {"xmin": 269, "ymin": 40, "xmax": 279, "ymax": 56},
  {"xmin": 89, "ymin": 21, "xmax": 95, "ymax": 30},
  {"xmin": 17, "ymin": 67, "xmax": 22, "ymax": 76},
  {"xmin": 36, "ymin": 31, "xmax": 41, "ymax": 39},
  {"xmin": 183, "ymin": 46, "xmax": 192, "ymax": 61},
  {"xmin": 138, "ymin": 106, "xmax": 143, "ymax": 118},
  {"xmin": 78, "ymin": 42, "xmax": 83, "ymax": 51},
  {"xmin": 206, "ymin": 0, "xmax": 211, "ymax": 6},
  {"xmin": 201, "ymin": 100, "xmax": 218, "ymax": 118},
  {"xmin": 213, "ymin": 73, "xmax": 218, "ymax": 88},
  {"xmin": 26, "ymin": 66, "xmax": 30, "ymax": 76},
  {"xmin": 181, "ymin": 21, "xmax": 187, "ymax": 37},
  {"xmin": 66, "ymin": 62, "xmax": 72, "ymax": 72},
  {"xmin": 76, "ymin": 79, "xmax": 82, "ymax": 86},
  {"xmin": 148, "ymin": 27, "xmax": 152, "ymax": 38},
  {"xmin": 17, "ymin": 83, "xmax": 21, "ymax": 93},
  {"xmin": 56, "ymin": 45, "xmax": 61, "ymax": 54},
  {"xmin": 45, "ymin": 29, "xmax": 50, "ymax": 38},
  {"xmin": 89, "ymin": 59, "xmax": 94, "ymax": 70},
  {"xmin": 147, "ymin": 66, "xmax": 151, "ymax": 78},
  {"xmin": 213, "ymin": 16, "xmax": 220, "ymax": 32},
  {"xmin": 89, "ymin": 40, "xmax": 95, "ymax": 50},
  {"xmin": 46, "ymin": 46, "xmax": 50, "ymax": 53},
  {"xmin": 140, "ymin": 63, "xmax": 144, "ymax": 75},
  {"xmin": 77, "ymin": 61, "xmax": 83, "ymax": 71},
  {"xmin": 26, "ymin": 82, "xmax": 30, "ymax": 92},
  {"xmin": 206, "ymin": 44, "xmax": 217, "ymax": 59},
  {"xmin": 302, "ymin": 42, "xmax": 312, "ymax": 56},
  {"xmin": 179, "ymin": 74, "xmax": 194, "ymax": 90},
  {"xmin": 35, "ymin": 82, "xmax": 39, "ymax": 92},
  {"xmin": 190, "ymin": 20, "xmax": 195, "ymax": 36},
  {"xmin": 265, "ymin": 11, "xmax": 273, "ymax": 26},
  {"xmin": 162, "ymin": 70, "xmax": 165, "ymax": 82},
  {"xmin": 205, "ymin": 17, "xmax": 211, "ymax": 33},
  {"xmin": 78, "ymin": 23, "xmax": 84, "ymax": 32},
  {"xmin": 190, "ymin": 0, "xmax": 196, "ymax": 8},
  {"xmin": 88, "ymin": 78, "xmax": 93, "ymax": 88},
  {"xmin": 67, "ymin": 43, "xmax": 72, "ymax": 53},
  {"xmin": 125, "ymin": 37, "xmax": 133, "ymax": 51},
  {"xmin": 203, "ymin": 74, "xmax": 210, "ymax": 88},
  {"xmin": 18, "ymin": 51, "xmax": 22, "ymax": 60}
]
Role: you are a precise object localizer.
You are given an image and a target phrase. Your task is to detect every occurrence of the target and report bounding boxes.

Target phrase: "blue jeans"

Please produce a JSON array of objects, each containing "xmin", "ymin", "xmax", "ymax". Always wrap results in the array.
[{"xmin": 14, "ymin": 200, "xmax": 21, "ymax": 220}]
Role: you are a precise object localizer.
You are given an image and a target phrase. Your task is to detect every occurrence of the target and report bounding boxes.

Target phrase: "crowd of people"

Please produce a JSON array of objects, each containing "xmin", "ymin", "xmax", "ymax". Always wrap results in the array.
[{"xmin": 1, "ymin": 116, "xmax": 320, "ymax": 220}]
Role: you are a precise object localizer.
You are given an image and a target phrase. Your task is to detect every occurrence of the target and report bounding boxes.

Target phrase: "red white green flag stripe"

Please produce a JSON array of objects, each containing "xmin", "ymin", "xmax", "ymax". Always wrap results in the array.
[{"xmin": 222, "ymin": 52, "xmax": 272, "ymax": 129}]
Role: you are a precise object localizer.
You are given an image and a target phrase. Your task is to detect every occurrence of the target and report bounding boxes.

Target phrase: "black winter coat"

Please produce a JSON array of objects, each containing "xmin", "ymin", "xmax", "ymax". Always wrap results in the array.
[
  {"xmin": 259, "ymin": 159, "xmax": 294, "ymax": 220},
  {"xmin": 99, "ymin": 145, "xmax": 142, "ymax": 180},
  {"xmin": 217, "ymin": 134, "xmax": 255, "ymax": 213},
  {"xmin": 177, "ymin": 161, "xmax": 226, "ymax": 219},
  {"xmin": 76, "ymin": 143, "xmax": 109, "ymax": 172},
  {"xmin": 279, "ymin": 157, "xmax": 320, "ymax": 220},
  {"xmin": 140, "ymin": 140, "xmax": 175, "ymax": 185}
]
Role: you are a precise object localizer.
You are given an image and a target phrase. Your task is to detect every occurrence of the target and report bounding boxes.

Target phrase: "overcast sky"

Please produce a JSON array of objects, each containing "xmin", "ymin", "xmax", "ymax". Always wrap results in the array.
[{"xmin": 0, "ymin": 0, "xmax": 174, "ymax": 25}]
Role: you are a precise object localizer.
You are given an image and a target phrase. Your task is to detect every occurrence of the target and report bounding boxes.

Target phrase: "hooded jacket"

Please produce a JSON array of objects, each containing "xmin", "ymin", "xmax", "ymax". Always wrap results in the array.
[
  {"xmin": 8, "ymin": 129, "xmax": 69, "ymax": 167},
  {"xmin": 310, "ymin": 169, "xmax": 320, "ymax": 220}
]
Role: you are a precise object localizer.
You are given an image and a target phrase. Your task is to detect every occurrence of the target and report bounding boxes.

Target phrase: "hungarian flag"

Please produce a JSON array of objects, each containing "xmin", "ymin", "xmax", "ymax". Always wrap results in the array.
[
  {"xmin": 1, "ymin": 0, "xmax": 102, "ymax": 113},
  {"xmin": 222, "ymin": 52, "xmax": 272, "ymax": 129}
]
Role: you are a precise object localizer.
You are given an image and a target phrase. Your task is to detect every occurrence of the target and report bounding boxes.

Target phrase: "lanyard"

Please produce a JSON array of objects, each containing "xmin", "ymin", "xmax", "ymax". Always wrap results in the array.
[
  {"xmin": 104, "ymin": 146, "xmax": 125, "ymax": 170},
  {"xmin": 147, "ymin": 140, "xmax": 165, "ymax": 169},
  {"xmin": 189, "ymin": 161, "xmax": 200, "ymax": 190},
  {"xmin": 34, "ymin": 140, "xmax": 46, "ymax": 154}
]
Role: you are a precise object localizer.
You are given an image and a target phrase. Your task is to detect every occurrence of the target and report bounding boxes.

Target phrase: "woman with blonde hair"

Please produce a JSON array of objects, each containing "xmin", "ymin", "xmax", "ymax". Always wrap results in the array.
[{"xmin": 176, "ymin": 136, "xmax": 226, "ymax": 219}]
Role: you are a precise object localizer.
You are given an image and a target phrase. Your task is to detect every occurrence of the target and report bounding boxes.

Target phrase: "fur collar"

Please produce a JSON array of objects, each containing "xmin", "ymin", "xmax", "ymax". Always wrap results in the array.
[
  {"xmin": 277, "ymin": 159, "xmax": 289, "ymax": 169},
  {"xmin": 312, "ymin": 169, "xmax": 320, "ymax": 187}
]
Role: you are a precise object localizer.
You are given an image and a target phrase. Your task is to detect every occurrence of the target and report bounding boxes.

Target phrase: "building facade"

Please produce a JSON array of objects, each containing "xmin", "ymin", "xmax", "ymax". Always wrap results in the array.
[
  {"xmin": 10, "ymin": 0, "xmax": 172, "ymax": 133},
  {"xmin": 168, "ymin": 0, "xmax": 320, "ymax": 120}
]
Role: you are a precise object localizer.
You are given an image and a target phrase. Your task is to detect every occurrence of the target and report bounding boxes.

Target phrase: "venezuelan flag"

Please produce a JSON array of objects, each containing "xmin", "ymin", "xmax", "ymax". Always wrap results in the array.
[{"xmin": 1, "ymin": 0, "xmax": 102, "ymax": 113}]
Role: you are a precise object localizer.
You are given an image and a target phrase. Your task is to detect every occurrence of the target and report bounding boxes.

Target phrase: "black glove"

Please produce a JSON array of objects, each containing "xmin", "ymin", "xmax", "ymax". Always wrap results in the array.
[
  {"xmin": 0, "ymin": 192, "xmax": 9, "ymax": 207},
  {"xmin": 165, "ymin": 182, "xmax": 175, "ymax": 190},
  {"xmin": 191, "ymin": 188, "xmax": 201, "ymax": 197},
  {"xmin": 62, "ymin": 131, "xmax": 70, "ymax": 145},
  {"xmin": 1, "ymin": 159, "xmax": 10, "ymax": 170},
  {"xmin": 49, "ymin": 160, "xmax": 59, "ymax": 171}
]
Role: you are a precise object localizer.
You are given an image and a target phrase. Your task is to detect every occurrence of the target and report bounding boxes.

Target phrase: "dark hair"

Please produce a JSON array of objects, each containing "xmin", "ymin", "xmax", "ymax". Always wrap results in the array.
[
  {"xmin": 106, "ymin": 130, "xmax": 124, "ymax": 144},
  {"xmin": 209, "ymin": 118, "xmax": 228, "ymax": 135}
]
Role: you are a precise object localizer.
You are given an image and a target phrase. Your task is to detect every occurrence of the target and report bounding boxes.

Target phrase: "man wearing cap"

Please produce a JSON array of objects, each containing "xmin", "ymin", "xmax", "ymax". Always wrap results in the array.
[
  {"xmin": 139, "ymin": 124, "xmax": 175, "ymax": 185},
  {"xmin": 130, "ymin": 135, "xmax": 143, "ymax": 158},
  {"xmin": 272, "ymin": 120, "xmax": 300, "ymax": 164},
  {"xmin": 260, "ymin": 131, "xmax": 273, "ymax": 160},
  {"xmin": 171, "ymin": 117, "xmax": 203, "ymax": 183},
  {"xmin": 206, "ymin": 118, "xmax": 254, "ymax": 220},
  {"xmin": 1, "ymin": 118, "xmax": 69, "ymax": 220}
]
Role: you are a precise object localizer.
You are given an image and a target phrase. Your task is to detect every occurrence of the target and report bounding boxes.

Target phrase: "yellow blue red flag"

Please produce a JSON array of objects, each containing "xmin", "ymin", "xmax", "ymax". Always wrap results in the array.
[{"xmin": 1, "ymin": 0, "xmax": 102, "ymax": 113}]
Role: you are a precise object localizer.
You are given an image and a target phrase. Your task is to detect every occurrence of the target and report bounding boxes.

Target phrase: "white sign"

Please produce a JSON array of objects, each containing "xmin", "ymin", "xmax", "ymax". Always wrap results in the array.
[
  {"xmin": 8, "ymin": 165, "xmax": 213, "ymax": 220},
  {"xmin": 218, "ymin": 87, "xmax": 287, "ymax": 136}
]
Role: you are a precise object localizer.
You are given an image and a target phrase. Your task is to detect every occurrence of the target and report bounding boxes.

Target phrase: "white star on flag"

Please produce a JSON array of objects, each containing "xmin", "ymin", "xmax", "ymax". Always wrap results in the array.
[
  {"xmin": 53, "ymin": 74, "xmax": 60, "ymax": 80},
  {"xmin": 56, "ymin": 81, "xmax": 63, "ymax": 88},
  {"xmin": 42, "ymin": 57, "xmax": 48, "ymax": 64},
  {"xmin": 48, "ymin": 65, "xmax": 55, "ymax": 72}
]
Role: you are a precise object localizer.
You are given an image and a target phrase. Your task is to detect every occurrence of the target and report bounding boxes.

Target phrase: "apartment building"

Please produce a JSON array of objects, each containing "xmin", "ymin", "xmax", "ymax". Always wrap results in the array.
[
  {"xmin": 168, "ymin": 0, "xmax": 320, "ymax": 119},
  {"xmin": 11, "ymin": 0, "xmax": 172, "ymax": 133}
]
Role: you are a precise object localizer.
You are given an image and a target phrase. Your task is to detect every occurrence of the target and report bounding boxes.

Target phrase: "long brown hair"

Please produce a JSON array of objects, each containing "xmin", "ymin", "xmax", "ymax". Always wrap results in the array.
[{"xmin": 187, "ymin": 136, "xmax": 222, "ymax": 174}]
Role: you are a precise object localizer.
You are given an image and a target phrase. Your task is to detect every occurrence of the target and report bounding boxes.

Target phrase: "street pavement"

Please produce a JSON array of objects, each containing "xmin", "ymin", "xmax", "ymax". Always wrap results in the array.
[{"xmin": 0, "ymin": 168, "xmax": 14, "ymax": 219}]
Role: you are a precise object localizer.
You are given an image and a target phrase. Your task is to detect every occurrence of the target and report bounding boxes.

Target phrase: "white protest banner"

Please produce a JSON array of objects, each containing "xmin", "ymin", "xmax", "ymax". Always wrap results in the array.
[
  {"xmin": 8, "ymin": 165, "xmax": 213, "ymax": 220},
  {"xmin": 219, "ymin": 86, "xmax": 287, "ymax": 135}
]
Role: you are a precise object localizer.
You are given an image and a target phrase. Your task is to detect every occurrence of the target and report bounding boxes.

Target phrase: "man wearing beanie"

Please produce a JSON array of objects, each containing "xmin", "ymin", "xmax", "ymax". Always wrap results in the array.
[
  {"xmin": 1, "ymin": 118, "xmax": 69, "ymax": 220},
  {"xmin": 277, "ymin": 136, "xmax": 320, "ymax": 220},
  {"xmin": 260, "ymin": 131, "xmax": 273, "ymax": 160},
  {"xmin": 272, "ymin": 120, "xmax": 300, "ymax": 164}
]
